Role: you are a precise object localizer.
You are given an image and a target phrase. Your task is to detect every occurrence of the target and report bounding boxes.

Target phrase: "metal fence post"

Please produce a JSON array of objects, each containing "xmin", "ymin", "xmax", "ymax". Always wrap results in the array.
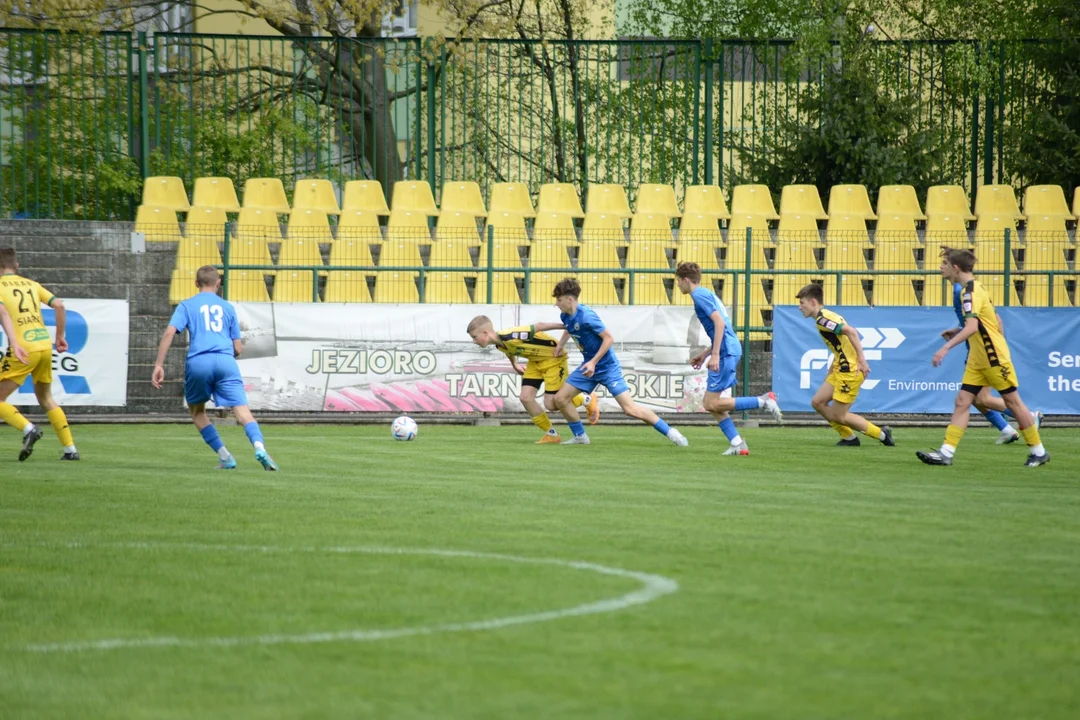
[
  {"xmin": 1003, "ymin": 227, "xmax": 1011, "ymax": 306},
  {"xmin": 485, "ymin": 224, "xmax": 494, "ymax": 304},
  {"xmin": 703, "ymin": 39, "xmax": 714, "ymax": 186},
  {"xmin": 742, "ymin": 225, "xmax": 752, "ymax": 402},
  {"xmin": 221, "ymin": 223, "xmax": 231, "ymax": 300},
  {"xmin": 136, "ymin": 31, "xmax": 150, "ymax": 180},
  {"xmin": 426, "ymin": 45, "xmax": 437, "ymax": 196}
]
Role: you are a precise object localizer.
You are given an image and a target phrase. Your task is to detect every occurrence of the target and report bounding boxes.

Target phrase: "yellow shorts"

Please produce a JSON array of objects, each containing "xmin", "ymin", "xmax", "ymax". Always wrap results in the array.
[
  {"xmin": 523, "ymin": 358, "xmax": 569, "ymax": 391},
  {"xmin": 962, "ymin": 361, "xmax": 1018, "ymax": 392},
  {"xmin": 826, "ymin": 367, "xmax": 864, "ymax": 404},
  {"xmin": 0, "ymin": 348, "xmax": 52, "ymax": 386}
]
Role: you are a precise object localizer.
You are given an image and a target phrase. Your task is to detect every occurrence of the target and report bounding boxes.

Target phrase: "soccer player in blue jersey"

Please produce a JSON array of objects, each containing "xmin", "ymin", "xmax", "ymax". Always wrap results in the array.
[
  {"xmin": 151, "ymin": 266, "xmax": 277, "ymax": 470},
  {"xmin": 548, "ymin": 277, "xmax": 687, "ymax": 446},
  {"xmin": 675, "ymin": 263, "xmax": 782, "ymax": 455},
  {"xmin": 938, "ymin": 247, "xmax": 1042, "ymax": 443}
]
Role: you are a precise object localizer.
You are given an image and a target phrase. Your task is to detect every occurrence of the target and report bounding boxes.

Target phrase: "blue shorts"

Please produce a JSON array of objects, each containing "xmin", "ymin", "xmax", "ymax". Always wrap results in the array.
[
  {"xmin": 185, "ymin": 353, "xmax": 248, "ymax": 407},
  {"xmin": 707, "ymin": 354, "xmax": 739, "ymax": 394},
  {"xmin": 567, "ymin": 361, "xmax": 629, "ymax": 397}
]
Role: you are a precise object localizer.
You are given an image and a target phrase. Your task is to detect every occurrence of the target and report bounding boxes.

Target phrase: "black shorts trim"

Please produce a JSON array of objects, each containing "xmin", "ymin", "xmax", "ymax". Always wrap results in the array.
[
  {"xmin": 999, "ymin": 385, "xmax": 1018, "ymax": 395},
  {"xmin": 959, "ymin": 383, "xmax": 983, "ymax": 395},
  {"xmin": 521, "ymin": 377, "xmax": 543, "ymax": 389}
]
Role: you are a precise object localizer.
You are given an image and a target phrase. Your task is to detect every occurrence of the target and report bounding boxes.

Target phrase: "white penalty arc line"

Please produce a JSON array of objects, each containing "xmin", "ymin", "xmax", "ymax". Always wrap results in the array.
[{"xmin": 22, "ymin": 543, "xmax": 678, "ymax": 653}]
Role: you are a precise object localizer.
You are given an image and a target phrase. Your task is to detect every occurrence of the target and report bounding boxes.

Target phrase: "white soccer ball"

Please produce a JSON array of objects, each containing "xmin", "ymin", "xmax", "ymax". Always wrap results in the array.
[{"xmin": 391, "ymin": 415, "xmax": 418, "ymax": 441}]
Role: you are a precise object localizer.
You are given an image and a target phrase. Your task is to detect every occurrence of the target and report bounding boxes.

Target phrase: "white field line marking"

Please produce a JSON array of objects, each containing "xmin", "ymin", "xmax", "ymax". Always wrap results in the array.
[{"xmin": 22, "ymin": 543, "xmax": 678, "ymax": 653}]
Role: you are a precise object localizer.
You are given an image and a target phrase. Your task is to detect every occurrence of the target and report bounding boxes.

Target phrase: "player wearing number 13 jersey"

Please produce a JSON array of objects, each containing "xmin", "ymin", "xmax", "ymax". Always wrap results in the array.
[{"xmin": 152, "ymin": 265, "xmax": 277, "ymax": 470}]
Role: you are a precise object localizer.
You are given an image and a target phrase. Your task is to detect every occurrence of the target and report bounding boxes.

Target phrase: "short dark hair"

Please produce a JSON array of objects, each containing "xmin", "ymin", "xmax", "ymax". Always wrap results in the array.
[
  {"xmin": 795, "ymin": 283, "xmax": 823, "ymax": 304},
  {"xmin": 196, "ymin": 265, "xmax": 221, "ymax": 288},
  {"xmin": 675, "ymin": 262, "xmax": 701, "ymax": 283},
  {"xmin": 939, "ymin": 246, "xmax": 976, "ymax": 273},
  {"xmin": 0, "ymin": 248, "xmax": 16, "ymax": 270},
  {"xmin": 466, "ymin": 315, "xmax": 492, "ymax": 334},
  {"xmin": 552, "ymin": 277, "xmax": 580, "ymax": 299}
]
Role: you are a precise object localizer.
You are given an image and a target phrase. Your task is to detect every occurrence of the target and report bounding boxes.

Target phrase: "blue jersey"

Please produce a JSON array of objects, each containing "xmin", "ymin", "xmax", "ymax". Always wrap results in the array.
[
  {"xmin": 691, "ymin": 286, "xmax": 742, "ymax": 360},
  {"xmin": 952, "ymin": 282, "xmax": 965, "ymax": 327},
  {"xmin": 169, "ymin": 292, "xmax": 241, "ymax": 359},
  {"xmin": 560, "ymin": 303, "xmax": 619, "ymax": 370}
]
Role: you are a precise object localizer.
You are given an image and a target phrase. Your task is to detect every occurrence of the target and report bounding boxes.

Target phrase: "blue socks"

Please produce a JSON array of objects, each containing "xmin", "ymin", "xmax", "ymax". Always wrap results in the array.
[
  {"xmin": 568, "ymin": 421, "xmax": 585, "ymax": 437},
  {"xmin": 199, "ymin": 424, "xmax": 224, "ymax": 452},
  {"xmin": 734, "ymin": 396, "xmax": 760, "ymax": 411},
  {"xmin": 1001, "ymin": 408, "xmax": 1015, "ymax": 419},
  {"xmin": 653, "ymin": 418, "xmax": 671, "ymax": 436},
  {"xmin": 244, "ymin": 421, "xmax": 264, "ymax": 446},
  {"xmin": 718, "ymin": 417, "xmax": 740, "ymax": 442},
  {"xmin": 983, "ymin": 410, "xmax": 1009, "ymax": 431}
]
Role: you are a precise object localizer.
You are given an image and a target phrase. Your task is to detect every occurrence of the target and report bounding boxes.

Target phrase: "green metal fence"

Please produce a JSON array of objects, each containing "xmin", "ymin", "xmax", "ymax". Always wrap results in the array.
[{"xmin": 0, "ymin": 29, "xmax": 1063, "ymax": 220}]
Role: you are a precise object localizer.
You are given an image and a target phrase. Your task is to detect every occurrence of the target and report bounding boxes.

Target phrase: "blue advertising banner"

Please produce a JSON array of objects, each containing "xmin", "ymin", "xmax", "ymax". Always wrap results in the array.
[{"xmin": 772, "ymin": 306, "xmax": 1080, "ymax": 414}]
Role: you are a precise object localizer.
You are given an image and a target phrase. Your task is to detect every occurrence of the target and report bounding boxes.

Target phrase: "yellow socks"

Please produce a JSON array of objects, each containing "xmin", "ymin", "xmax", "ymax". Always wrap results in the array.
[
  {"xmin": 829, "ymin": 421, "xmax": 854, "ymax": 439},
  {"xmin": 864, "ymin": 422, "xmax": 883, "ymax": 440},
  {"xmin": 571, "ymin": 394, "xmax": 585, "ymax": 408},
  {"xmin": 47, "ymin": 407, "xmax": 75, "ymax": 448},
  {"xmin": 531, "ymin": 413, "xmax": 554, "ymax": 433},
  {"xmin": 1021, "ymin": 425, "xmax": 1042, "ymax": 449},
  {"xmin": 0, "ymin": 402, "xmax": 30, "ymax": 431},
  {"xmin": 939, "ymin": 423, "xmax": 965, "ymax": 457}
]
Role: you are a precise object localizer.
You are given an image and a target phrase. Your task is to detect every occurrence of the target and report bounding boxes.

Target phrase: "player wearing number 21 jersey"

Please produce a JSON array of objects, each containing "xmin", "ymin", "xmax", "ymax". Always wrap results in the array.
[{"xmin": 152, "ymin": 265, "xmax": 278, "ymax": 471}]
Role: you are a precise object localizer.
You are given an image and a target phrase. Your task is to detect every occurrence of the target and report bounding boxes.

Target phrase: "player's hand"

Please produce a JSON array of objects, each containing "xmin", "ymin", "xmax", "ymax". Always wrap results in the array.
[
  {"xmin": 511, "ymin": 363, "xmax": 524, "ymax": 376},
  {"xmin": 690, "ymin": 351, "xmax": 706, "ymax": 369},
  {"xmin": 553, "ymin": 345, "xmax": 564, "ymax": 358},
  {"xmin": 151, "ymin": 365, "xmax": 165, "ymax": 389},
  {"xmin": 932, "ymin": 346, "xmax": 949, "ymax": 367},
  {"xmin": 858, "ymin": 358, "xmax": 871, "ymax": 376},
  {"xmin": 707, "ymin": 354, "xmax": 720, "ymax": 373},
  {"xmin": 55, "ymin": 336, "xmax": 68, "ymax": 353},
  {"xmin": 12, "ymin": 345, "xmax": 28, "ymax": 364},
  {"xmin": 940, "ymin": 328, "xmax": 959, "ymax": 340},
  {"xmin": 581, "ymin": 360, "xmax": 596, "ymax": 378}
]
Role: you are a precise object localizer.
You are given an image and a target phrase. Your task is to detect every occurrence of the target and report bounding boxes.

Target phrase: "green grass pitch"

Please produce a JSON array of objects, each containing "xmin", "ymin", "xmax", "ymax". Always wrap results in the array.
[{"xmin": 2, "ymin": 423, "xmax": 1078, "ymax": 719}]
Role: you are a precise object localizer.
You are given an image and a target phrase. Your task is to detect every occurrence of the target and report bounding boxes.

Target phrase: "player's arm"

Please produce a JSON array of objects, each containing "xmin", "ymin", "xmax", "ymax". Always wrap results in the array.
[
  {"xmin": 554, "ymin": 330, "xmax": 570, "ymax": 358},
  {"xmin": 581, "ymin": 329, "xmax": 614, "ymax": 376},
  {"xmin": 0, "ymin": 305, "xmax": 28, "ymax": 363},
  {"xmin": 152, "ymin": 326, "xmax": 177, "ymax": 388},
  {"xmin": 840, "ymin": 324, "xmax": 870, "ymax": 376},
  {"xmin": 705, "ymin": 310, "xmax": 725, "ymax": 371},
  {"xmin": 532, "ymin": 321, "xmax": 565, "ymax": 332},
  {"xmin": 47, "ymin": 297, "xmax": 68, "ymax": 353},
  {"xmin": 933, "ymin": 317, "xmax": 979, "ymax": 366}
]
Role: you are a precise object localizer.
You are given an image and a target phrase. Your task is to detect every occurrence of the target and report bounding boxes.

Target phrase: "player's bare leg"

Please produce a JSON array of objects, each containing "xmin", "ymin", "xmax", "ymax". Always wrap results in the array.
[
  {"xmin": 812, "ymin": 381, "xmax": 894, "ymax": 447},
  {"xmin": 232, "ymin": 404, "xmax": 277, "ymax": 470},
  {"xmin": 0, "ymin": 378, "xmax": 42, "ymax": 461},
  {"xmin": 31, "ymin": 382, "xmax": 78, "ymax": 460},
  {"xmin": 553, "ymin": 382, "xmax": 590, "ymax": 444},
  {"xmin": 612, "ymin": 391, "xmax": 687, "ymax": 446},
  {"xmin": 810, "ymin": 381, "xmax": 858, "ymax": 446},
  {"xmin": 189, "ymin": 402, "xmax": 236, "ymax": 469},
  {"xmin": 973, "ymin": 387, "xmax": 1020, "ymax": 444},
  {"xmin": 1000, "ymin": 390, "xmax": 1049, "ymax": 466},
  {"xmin": 917, "ymin": 389, "xmax": 976, "ymax": 466},
  {"xmin": 522, "ymin": 384, "xmax": 560, "ymax": 444}
]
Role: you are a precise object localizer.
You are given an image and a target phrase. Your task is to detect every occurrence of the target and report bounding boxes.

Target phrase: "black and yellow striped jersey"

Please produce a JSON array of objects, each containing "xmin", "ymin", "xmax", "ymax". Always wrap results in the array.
[
  {"xmin": 495, "ymin": 325, "xmax": 563, "ymax": 366},
  {"xmin": 814, "ymin": 308, "xmax": 858, "ymax": 373},
  {"xmin": 961, "ymin": 279, "xmax": 1011, "ymax": 368}
]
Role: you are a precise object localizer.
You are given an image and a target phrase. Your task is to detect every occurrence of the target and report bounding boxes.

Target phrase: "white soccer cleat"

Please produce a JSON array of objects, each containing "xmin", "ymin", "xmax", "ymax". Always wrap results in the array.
[
  {"xmin": 996, "ymin": 426, "xmax": 1020, "ymax": 445},
  {"xmin": 562, "ymin": 434, "xmax": 591, "ymax": 445},
  {"xmin": 667, "ymin": 429, "xmax": 689, "ymax": 447},
  {"xmin": 722, "ymin": 441, "xmax": 750, "ymax": 456},
  {"xmin": 760, "ymin": 391, "xmax": 783, "ymax": 423}
]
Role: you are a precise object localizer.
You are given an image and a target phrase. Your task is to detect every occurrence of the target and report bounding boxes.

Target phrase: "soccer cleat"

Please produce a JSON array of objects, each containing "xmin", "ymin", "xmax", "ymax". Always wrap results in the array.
[
  {"xmin": 1033, "ymin": 411, "xmax": 1044, "ymax": 430},
  {"xmin": 562, "ymin": 434, "xmax": 591, "ymax": 445},
  {"xmin": 1024, "ymin": 452, "xmax": 1050, "ymax": 467},
  {"xmin": 836, "ymin": 436, "xmax": 861, "ymax": 447},
  {"xmin": 59, "ymin": 451, "xmax": 80, "ymax": 461},
  {"xmin": 722, "ymin": 441, "xmax": 750, "ymax": 456},
  {"xmin": 760, "ymin": 392, "xmax": 783, "ymax": 423},
  {"xmin": 916, "ymin": 449, "xmax": 953, "ymax": 466},
  {"xmin": 536, "ymin": 434, "xmax": 562, "ymax": 445},
  {"xmin": 880, "ymin": 426, "xmax": 895, "ymax": 447},
  {"xmin": 255, "ymin": 449, "xmax": 278, "ymax": 471},
  {"xmin": 217, "ymin": 455, "xmax": 237, "ymax": 470},
  {"xmin": 585, "ymin": 394, "xmax": 601, "ymax": 425},
  {"xmin": 667, "ymin": 429, "xmax": 689, "ymax": 447},
  {"xmin": 18, "ymin": 427, "xmax": 44, "ymax": 462},
  {"xmin": 996, "ymin": 427, "xmax": 1020, "ymax": 445}
]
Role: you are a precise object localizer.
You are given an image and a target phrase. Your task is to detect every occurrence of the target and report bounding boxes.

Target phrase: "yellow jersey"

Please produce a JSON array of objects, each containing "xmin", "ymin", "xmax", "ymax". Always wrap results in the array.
[
  {"xmin": 0, "ymin": 273, "xmax": 55, "ymax": 353},
  {"xmin": 814, "ymin": 308, "xmax": 858, "ymax": 373},
  {"xmin": 961, "ymin": 279, "xmax": 1011, "ymax": 368},
  {"xmin": 495, "ymin": 325, "xmax": 563, "ymax": 367}
]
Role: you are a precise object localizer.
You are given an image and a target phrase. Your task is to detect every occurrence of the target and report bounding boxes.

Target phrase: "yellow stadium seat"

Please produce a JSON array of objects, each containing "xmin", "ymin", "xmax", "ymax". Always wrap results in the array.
[
  {"xmin": 373, "ymin": 271, "xmax": 420, "ymax": 303},
  {"xmin": 278, "ymin": 236, "xmax": 326, "ymax": 276},
  {"xmin": 537, "ymin": 183, "xmax": 584, "ymax": 217},
  {"xmin": 725, "ymin": 215, "xmax": 771, "ymax": 270},
  {"xmin": 772, "ymin": 237, "xmax": 820, "ymax": 306},
  {"xmin": 823, "ymin": 276, "xmax": 870, "ymax": 306},
  {"xmin": 526, "ymin": 272, "xmax": 568, "ymax": 304},
  {"xmin": 1074, "ymin": 187, "xmax": 1080, "ymax": 219},
  {"xmin": 730, "ymin": 184, "xmax": 779, "ymax": 219},
  {"xmin": 192, "ymin": 178, "xmax": 240, "ymax": 212},
  {"xmin": 489, "ymin": 183, "xmax": 536, "ymax": 218},
  {"xmin": 236, "ymin": 207, "xmax": 283, "ymax": 240},
  {"xmin": 440, "ymin": 181, "xmax": 487, "ymax": 217},
  {"xmin": 776, "ymin": 213, "xmax": 822, "ymax": 245},
  {"xmin": 486, "ymin": 212, "xmax": 530, "ymax": 252},
  {"xmin": 274, "ymin": 270, "xmax": 319, "ymax": 302},
  {"xmin": 142, "ymin": 176, "xmax": 190, "ymax": 211},
  {"xmin": 286, "ymin": 208, "xmax": 334, "ymax": 245},
  {"xmin": 675, "ymin": 240, "xmax": 721, "ymax": 271},
  {"xmin": 175, "ymin": 234, "xmax": 222, "ymax": 271},
  {"xmin": 1020, "ymin": 274, "xmax": 1072, "ymax": 308},
  {"xmin": 324, "ymin": 271, "xmax": 373, "ymax": 303},
  {"xmin": 634, "ymin": 184, "xmax": 681, "ymax": 217},
  {"xmin": 771, "ymin": 275, "xmax": 804, "ymax": 306},
  {"xmin": 342, "ymin": 180, "xmax": 390, "ymax": 214},
  {"xmin": 780, "ymin": 184, "xmax": 828, "ymax": 220},
  {"xmin": 925, "ymin": 214, "xmax": 970, "ymax": 250},
  {"xmin": 135, "ymin": 205, "xmax": 182, "ymax": 242},
  {"xmin": 578, "ymin": 273, "xmax": 622, "ymax": 305},
  {"xmin": 437, "ymin": 211, "xmax": 482, "ymax": 246},
  {"xmin": 292, "ymin": 179, "xmax": 341, "ymax": 215},
  {"xmin": 826, "ymin": 214, "xmax": 871, "ymax": 246},
  {"xmin": 379, "ymin": 239, "xmax": 424, "ymax": 268},
  {"xmin": 628, "ymin": 273, "xmax": 669, "ymax": 305},
  {"xmin": 1023, "ymin": 222, "xmax": 1070, "ymax": 271},
  {"xmin": 876, "ymin": 185, "xmax": 925, "ymax": 220},
  {"xmin": 974, "ymin": 215, "xmax": 1020, "ymax": 270},
  {"xmin": 978, "ymin": 274, "xmax": 1022, "ymax": 307},
  {"xmin": 424, "ymin": 272, "xmax": 473, "ymax": 304},
  {"xmin": 683, "ymin": 185, "xmax": 730, "ymax": 219},
  {"xmin": 185, "ymin": 206, "xmax": 229, "ymax": 237},
  {"xmin": 391, "ymin": 181, "xmax": 440, "ymax": 215},
  {"xmin": 475, "ymin": 272, "xmax": 523, "ymax": 304},
  {"xmin": 827, "ymin": 184, "xmax": 876, "ymax": 220},
  {"xmin": 875, "ymin": 214, "xmax": 921, "ymax": 245},
  {"xmin": 578, "ymin": 238, "xmax": 623, "ymax": 269},
  {"xmin": 1022, "ymin": 185, "xmax": 1070, "ymax": 219},
  {"xmin": 337, "ymin": 210, "xmax": 383, "ymax": 248},
  {"xmin": 223, "ymin": 270, "xmax": 270, "ymax": 303},
  {"xmin": 329, "ymin": 235, "xmax": 375, "ymax": 268},
  {"xmin": 626, "ymin": 238, "xmax": 670, "ymax": 270},
  {"xmin": 678, "ymin": 213, "xmax": 724, "ymax": 247},
  {"xmin": 823, "ymin": 240, "xmax": 869, "ymax": 272},
  {"xmin": 975, "ymin": 184, "xmax": 1024, "ymax": 221},
  {"xmin": 582, "ymin": 212, "xmax": 627, "ymax": 248},
  {"xmin": 168, "ymin": 267, "xmax": 202, "ymax": 305},
  {"xmin": 528, "ymin": 241, "xmax": 574, "ymax": 269},
  {"xmin": 429, "ymin": 239, "xmax": 475, "ymax": 270},
  {"xmin": 926, "ymin": 185, "xmax": 976, "ymax": 221},
  {"xmin": 873, "ymin": 275, "xmax": 920, "ymax": 306},
  {"xmin": 533, "ymin": 212, "xmax": 579, "ymax": 245},
  {"xmin": 874, "ymin": 240, "xmax": 920, "ymax": 272},
  {"xmin": 231, "ymin": 209, "xmax": 277, "ymax": 272},
  {"xmin": 773, "ymin": 241, "xmax": 819, "ymax": 271},
  {"xmin": 478, "ymin": 238, "xmax": 522, "ymax": 269},
  {"xmin": 586, "ymin": 184, "xmax": 633, "ymax": 217},
  {"xmin": 388, "ymin": 210, "xmax": 433, "ymax": 245},
  {"xmin": 242, "ymin": 178, "xmax": 290, "ymax": 213},
  {"xmin": 630, "ymin": 212, "xmax": 675, "ymax": 248}
]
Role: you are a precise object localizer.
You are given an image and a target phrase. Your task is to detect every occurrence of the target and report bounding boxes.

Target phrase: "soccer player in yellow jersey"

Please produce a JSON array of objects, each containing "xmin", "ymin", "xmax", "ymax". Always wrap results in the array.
[
  {"xmin": 917, "ymin": 248, "xmax": 1049, "ymax": 467},
  {"xmin": 0, "ymin": 248, "xmax": 79, "ymax": 461},
  {"xmin": 467, "ymin": 315, "xmax": 599, "ymax": 443},
  {"xmin": 796, "ymin": 283, "xmax": 895, "ymax": 447}
]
